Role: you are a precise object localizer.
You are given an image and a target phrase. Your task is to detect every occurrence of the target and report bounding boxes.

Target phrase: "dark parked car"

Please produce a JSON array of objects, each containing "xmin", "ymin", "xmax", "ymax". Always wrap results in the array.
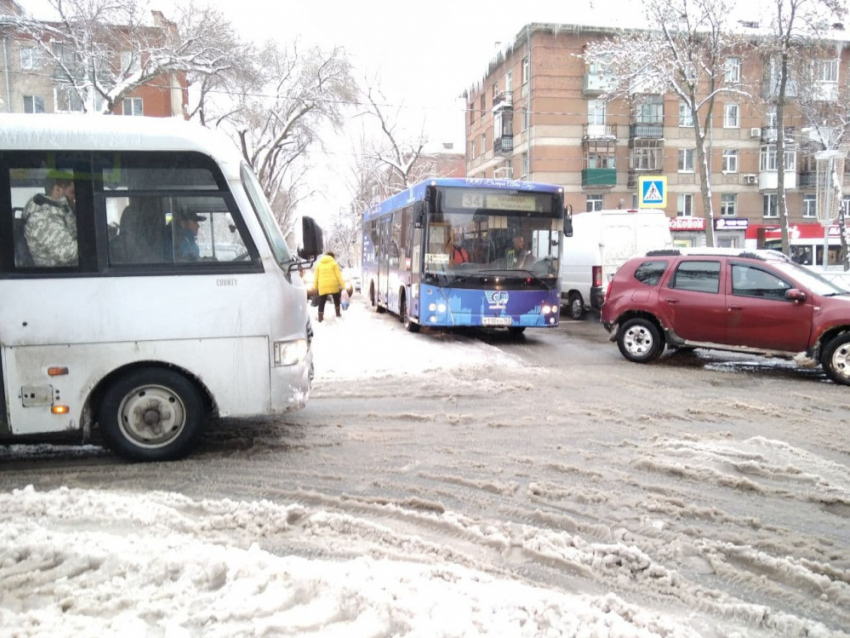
[{"xmin": 600, "ymin": 248, "xmax": 850, "ymax": 385}]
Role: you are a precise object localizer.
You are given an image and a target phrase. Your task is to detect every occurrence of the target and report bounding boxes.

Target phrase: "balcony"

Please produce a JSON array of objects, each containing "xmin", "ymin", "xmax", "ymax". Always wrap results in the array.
[
  {"xmin": 583, "ymin": 124, "xmax": 616, "ymax": 139},
  {"xmin": 761, "ymin": 126, "xmax": 796, "ymax": 143},
  {"xmin": 494, "ymin": 136, "xmax": 513, "ymax": 154},
  {"xmin": 582, "ymin": 168, "xmax": 616, "ymax": 189},
  {"xmin": 583, "ymin": 72, "xmax": 617, "ymax": 96},
  {"xmin": 629, "ymin": 122, "xmax": 664, "ymax": 139},
  {"xmin": 799, "ymin": 171, "xmax": 817, "ymax": 188},
  {"xmin": 492, "ymin": 91, "xmax": 513, "ymax": 112},
  {"xmin": 628, "ymin": 169, "xmax": 661, "ymax": 189},
  {"xmin": 758, "ymin": 170, "xmax": 798, "ymax": 191}
]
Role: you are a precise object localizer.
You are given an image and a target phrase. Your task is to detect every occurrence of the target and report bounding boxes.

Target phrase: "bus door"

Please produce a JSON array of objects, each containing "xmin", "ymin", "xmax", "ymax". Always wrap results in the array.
[
  {"xmin": 0, "ymin": 351, "xmax": 7, "ymax": 436},
  {"xmin": 379, "ymin": 216, "xmax": 392, "ymax": 305},
  {"xmin": 410, "ymin": 223, "xmax": 422, "ymax": 320}
]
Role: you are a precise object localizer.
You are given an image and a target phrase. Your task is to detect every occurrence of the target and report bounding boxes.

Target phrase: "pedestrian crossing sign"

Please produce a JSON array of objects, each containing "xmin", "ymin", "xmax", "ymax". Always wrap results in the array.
[{"xmin": 639, "ymin": 176, "xmax": 667, "ymax": 208}]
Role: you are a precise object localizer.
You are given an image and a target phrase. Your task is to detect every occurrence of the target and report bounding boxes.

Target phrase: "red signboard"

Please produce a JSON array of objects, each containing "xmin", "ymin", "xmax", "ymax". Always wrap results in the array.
[
  {"xmin": 669, "ymin": 217, "xmax": 706, "ymax": 231},
  {"xmin": 745, "ymin": 223, "xmax": 840, "ymax": 240}
]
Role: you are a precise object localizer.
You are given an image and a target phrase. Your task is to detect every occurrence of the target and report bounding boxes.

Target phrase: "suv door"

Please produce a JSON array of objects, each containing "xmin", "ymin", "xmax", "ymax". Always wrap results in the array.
[
  {"xmin": 726, "ymin": 261, "xmax": 813, "ymax": 351},
  {"xmin": 660, "ymin": 259, "xmax": 727, "ymax": 343}
]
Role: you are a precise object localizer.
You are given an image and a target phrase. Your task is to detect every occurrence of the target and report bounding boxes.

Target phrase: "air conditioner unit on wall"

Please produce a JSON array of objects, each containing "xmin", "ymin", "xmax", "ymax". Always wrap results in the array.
[
  {"xmin": 745, "ymin": 174, "xmax": 757, "ymax": 185},
  {"xmin": 750, "ymin": 128, "xmax": 761, "ymax": 138}
]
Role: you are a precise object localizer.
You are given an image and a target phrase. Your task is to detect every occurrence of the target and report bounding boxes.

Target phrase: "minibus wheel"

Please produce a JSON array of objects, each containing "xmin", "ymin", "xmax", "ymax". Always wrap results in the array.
[{"xmin": 97, "ymin": 367, "xmax": 207, "ymax": 462}]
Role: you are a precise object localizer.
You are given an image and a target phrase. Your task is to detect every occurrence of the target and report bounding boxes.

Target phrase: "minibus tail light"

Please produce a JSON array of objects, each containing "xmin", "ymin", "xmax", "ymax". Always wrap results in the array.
[{"xmin": 592, "ymin": 266, "xmax": 602, "ymax": 288}]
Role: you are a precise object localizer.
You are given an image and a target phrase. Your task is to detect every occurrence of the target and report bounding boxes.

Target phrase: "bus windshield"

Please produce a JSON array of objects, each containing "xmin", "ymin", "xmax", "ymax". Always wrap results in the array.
[{"xmin": 424, "ymin": 187, "xmax": 562, "ymax": 283}]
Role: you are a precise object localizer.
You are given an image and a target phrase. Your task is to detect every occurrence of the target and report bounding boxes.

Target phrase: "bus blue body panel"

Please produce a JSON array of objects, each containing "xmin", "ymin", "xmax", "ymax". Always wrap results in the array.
[{"xmin": 418, "ymin": 284, "xmax": 560, "ymax": 328}]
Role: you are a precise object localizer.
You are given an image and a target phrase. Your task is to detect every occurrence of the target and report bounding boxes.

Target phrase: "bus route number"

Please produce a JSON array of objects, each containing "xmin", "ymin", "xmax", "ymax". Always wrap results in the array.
[{"xmin": 461, "ymin": 192, "xmax": 485, "ymax": 209}]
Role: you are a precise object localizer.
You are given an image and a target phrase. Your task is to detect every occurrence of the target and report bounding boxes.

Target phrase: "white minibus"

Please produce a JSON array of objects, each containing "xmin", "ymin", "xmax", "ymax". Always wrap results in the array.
[{"xmin": 0, "ymin": 115, "xmax": 322, "ymax": 461}]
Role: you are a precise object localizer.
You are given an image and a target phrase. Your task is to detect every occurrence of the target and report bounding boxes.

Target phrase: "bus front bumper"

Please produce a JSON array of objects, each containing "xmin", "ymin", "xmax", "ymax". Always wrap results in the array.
[{"xmin": 270, "ymin": 349, "xmax": 314, "ymax": 413}]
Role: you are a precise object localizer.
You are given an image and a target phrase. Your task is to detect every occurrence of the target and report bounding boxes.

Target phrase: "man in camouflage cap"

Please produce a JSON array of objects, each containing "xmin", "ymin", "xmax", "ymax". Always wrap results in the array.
[{"xmin": 23, "ymin": 172, "xmax": 78, "ymax": 267}]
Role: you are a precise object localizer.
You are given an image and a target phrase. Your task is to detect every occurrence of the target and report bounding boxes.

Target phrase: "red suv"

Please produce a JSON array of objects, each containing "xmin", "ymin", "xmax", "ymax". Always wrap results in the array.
[{"xmin": 600, "ymin": 248, "xmax": 850, "ymax": 385}]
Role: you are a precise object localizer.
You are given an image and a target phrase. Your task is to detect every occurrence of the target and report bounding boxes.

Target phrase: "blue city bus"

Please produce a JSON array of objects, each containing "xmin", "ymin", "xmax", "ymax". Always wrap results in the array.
[{"xmin": 362, "ymin": 178, "xmax": 570, "ymax": 334}]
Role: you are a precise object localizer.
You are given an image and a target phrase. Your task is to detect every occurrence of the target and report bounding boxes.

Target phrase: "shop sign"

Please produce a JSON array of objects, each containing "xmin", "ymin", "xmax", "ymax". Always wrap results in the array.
[
  {"xmin": 714, "ymin": 218, "xmax": 749, "ymax": 230},
  {"xmin": 669, "ymin": 217, "xmax": 706, "ymax": 231}
]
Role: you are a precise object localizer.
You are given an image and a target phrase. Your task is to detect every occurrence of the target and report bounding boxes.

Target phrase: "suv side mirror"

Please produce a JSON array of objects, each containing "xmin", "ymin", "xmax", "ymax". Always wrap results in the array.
[
  {"xmin": 298, "ymin": 216, "xmax": 324, "ymax": 259},
  {"xmin": 564, "ymin": 204, "xmax": 573, "ymax": 238},
  {"xmin": 785, "ymin": 288, "xmax": 807, "ymax": 303}
]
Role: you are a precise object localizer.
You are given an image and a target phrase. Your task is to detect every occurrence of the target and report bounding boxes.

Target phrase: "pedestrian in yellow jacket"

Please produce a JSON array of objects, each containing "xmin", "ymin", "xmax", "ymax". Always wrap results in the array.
[{"xmin": 314, "ymin": 251, "xmax": 346, "ymax": 321}]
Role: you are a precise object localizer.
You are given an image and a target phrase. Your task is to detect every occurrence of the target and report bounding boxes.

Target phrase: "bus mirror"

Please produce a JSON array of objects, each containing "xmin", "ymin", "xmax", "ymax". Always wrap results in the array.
[
  {"xmin": 414, "ymin": 201, "xmax": 426, "ymax": 228},
  {"xmin": 299, "ymin": 216, "xmax": 324, "ymax": 259},
  {"xmin": 564, "ymin": 204, "xmax": 573, "ymax": 238}
]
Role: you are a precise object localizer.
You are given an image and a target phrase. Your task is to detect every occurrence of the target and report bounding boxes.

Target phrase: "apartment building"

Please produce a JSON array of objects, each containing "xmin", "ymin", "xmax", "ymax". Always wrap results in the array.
[
  {"xmin": 0, "ymin": 0, "xmax": 186, "ymax": 118},
  {"xmin": 465, "ymin": 22, "xmax": 850, "ymax": 247}
]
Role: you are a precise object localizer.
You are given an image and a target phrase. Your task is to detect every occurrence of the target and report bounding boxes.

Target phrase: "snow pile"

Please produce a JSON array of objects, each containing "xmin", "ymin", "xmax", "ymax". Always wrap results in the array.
[
  {"xmin": 0, "ymin": 486, "xmax": 703, "ymax": 638},
  {"xmin": 309, "ymin": 296, "xmax": 522, "ymax": 381}
]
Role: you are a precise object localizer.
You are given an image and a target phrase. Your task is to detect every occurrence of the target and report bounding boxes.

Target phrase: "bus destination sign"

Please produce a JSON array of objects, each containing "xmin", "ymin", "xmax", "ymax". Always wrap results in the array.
[{"xmin": 457, "ymin": 191, "xmax": 537, "ymax": 211}]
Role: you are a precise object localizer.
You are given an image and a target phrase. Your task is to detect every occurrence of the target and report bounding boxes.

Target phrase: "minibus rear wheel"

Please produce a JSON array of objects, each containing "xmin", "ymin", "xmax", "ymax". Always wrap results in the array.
[{"xmin": 97, "ymin": 367, "xmax": 208, "ymax": 462}]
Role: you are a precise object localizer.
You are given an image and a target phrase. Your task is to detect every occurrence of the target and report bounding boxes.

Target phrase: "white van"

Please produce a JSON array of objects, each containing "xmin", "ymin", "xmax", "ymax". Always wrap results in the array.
[
  {"xmin": 560, "ymin": 209, "xmax": 673, "ymax": 319},
  {"xmin": 0, "ymin": 114, "xmax": 323, "ymax": 461}
]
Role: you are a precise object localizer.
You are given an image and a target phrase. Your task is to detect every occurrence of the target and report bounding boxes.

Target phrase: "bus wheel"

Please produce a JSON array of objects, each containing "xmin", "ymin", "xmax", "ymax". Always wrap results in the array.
[
  {"xmin": 370, "ymin": 283, "xmax": 385, "ymax": 314},
  {"xmin": 400, "ymin": 294, "xmax": 420, "ymax": 333},
  {"xmin": 97, "ymin": 367, "xmax": 207, "ymax": 462}
]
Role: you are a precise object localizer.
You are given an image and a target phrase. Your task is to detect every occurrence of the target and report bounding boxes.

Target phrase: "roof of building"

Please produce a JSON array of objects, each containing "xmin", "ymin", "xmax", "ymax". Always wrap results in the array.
[{"xmin": 0, "ymin": 114, "xmax": 244, "ymax": 179}]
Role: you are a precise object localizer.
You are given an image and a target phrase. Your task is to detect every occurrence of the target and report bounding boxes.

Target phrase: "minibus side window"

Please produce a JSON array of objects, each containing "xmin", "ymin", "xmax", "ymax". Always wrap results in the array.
[
  {"xmin": 8, "ymin": 164, "xmax": 82, "ymax": 270},
  {"xmin": 99, "ymin": 152, "xmax": 256, "ymax": 268}
]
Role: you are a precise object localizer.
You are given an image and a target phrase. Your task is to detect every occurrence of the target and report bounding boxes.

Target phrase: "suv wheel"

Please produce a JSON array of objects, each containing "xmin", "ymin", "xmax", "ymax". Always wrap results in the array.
[
  {"xmin": 821, "ymin": 333, "xmax": 850, "ymax": 386},
  {"xmin": 617, "ymin": 318, "xmax": 664, "ymax": 363}
]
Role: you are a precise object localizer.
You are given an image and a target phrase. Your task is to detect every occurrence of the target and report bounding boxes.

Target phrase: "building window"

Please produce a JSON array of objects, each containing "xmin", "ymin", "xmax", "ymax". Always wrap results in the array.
[
  {"xmin": 122, "ymin": 97, "xmax": 143, "ymax": 116},
  {"xmin": 522, "ymin": 152, "xmax": 529, "ymax": 177},
  {"xmin": 55, "ymin": 87, "xmax": 84, "ymax": 113},
  {"xmin": 803, "ymin": 194, "xmax": 816, "ymax": 218},
  {"xmin": 843, "ymin": 197, "xmax": 850, "ymax": 218},
  {"xmin": 766, "ymin": 106, "xmax": 777, "ymax": 128},
  {"xmin": 679, "ymin": 101, "xmax": 693, "ymax": 127},
  {"xmin": 522, "ymin": 56, "xmax": 530, "ymax": 85},
  {"xmin": 23, "ymin": 95, "xmax": 45, "ymax": 113},
  {"xmin": 506, "ymin": 71, "xmax": 512, "ymax": 93},
  {"xmin": 725, "ymin": 57, "xmax": 741, "ymax": 83},
  {"xmin": 724, "ymin": 104, "xmax": 739, "ymax": 128},
  {"xmin": 522, "ymin": 106, "xmax": 530, "ymax": 132},
  {"xmin": 492, "ymin": 82, "xmax": 498, "ymax": 101},
  {"xmin": 120, "ymin": 51, "xmax": 141, "ymax": 75},
  {"xmin": 631, "ymin": 140, "xmax": 662, "ymax": 170},
  {"xmin": 677, "ymin": 193, "xmax": 694, "ymax": 217},
  {"xmin": 588, "ymin": 99, "xmax": 606, "ymax": 125},
  {"xmin": 20, "ymin": 47, "xmax": 41, "ymax": 70},
  {"xmin": 815, "ymin": 58, "xmax": 838, "ymax": 82},
  {"xmin": 468, "ymin": 103, "xmax": 474, "ymax": 127},
  {"xmin": 585, "ymin": 142, "xmax": 615, "ymax": 169},
  {"xmin": 763, "ymin": 193, "xmax": 778, "ymax": 218},
  {"xmin": 720, "ymin": 193, "xmax": 737, "ymax": 217},
  {"xmin": 636, "ymin": 96, "xmax": 663, "ymax": 124},
  {"xmin": 481, "ymin": 132, "xmax": 486, "ymax": 155},
  {"xmin": 586, "ymin": 195, "xmax": 603, "ymax": 212},
  {"xmin": 678, "ymin": 148, "xmax": 695, "ymax": 172},
  {"xmin": 760, "ymin": 145, "xmax": 796, "ymax": 171},
  {"xmin": 480, "ymin": 93, "xmax": 485, "ymax": 113},
  {"xmin": 722, "ymin": 150, "xmax": 738, "ymax": 173}
]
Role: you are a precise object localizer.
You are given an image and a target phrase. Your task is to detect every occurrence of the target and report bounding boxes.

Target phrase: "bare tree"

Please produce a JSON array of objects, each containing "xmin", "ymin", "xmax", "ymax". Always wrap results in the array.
[
  {"xmin": 196, "ymin": 40, "xmax": 356, "ymax": 243},
  {"xmin": 585, "ymin": 0, "xmax": 747, "ymax": 247},
  {"xmin": 14, "ymin": 0, "xmax": 238, "ymax": 114},
  {"xmin": 793, "ymin": 40, "xmax": 850, "ymax": 267},
  {"xmin": 363, "ymin": 85, "xmax": 434, "ymax": 196},
  {"xmin": 758, "ymin": 0, "xmax": 845, "ymax": 255}
]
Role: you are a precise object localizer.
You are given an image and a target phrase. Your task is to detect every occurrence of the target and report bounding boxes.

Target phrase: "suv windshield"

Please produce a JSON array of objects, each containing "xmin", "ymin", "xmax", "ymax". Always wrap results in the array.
[
  {"xmin": 424, "ymin": 186, "xmax": 562, "ymax": 286},
  {"xmin": 240, "ymin": 162, "xmax": 292, "ymax": 267},
  {"xmin": 773, "ymin": 261, "xmax": 848, "ymax": 296}
]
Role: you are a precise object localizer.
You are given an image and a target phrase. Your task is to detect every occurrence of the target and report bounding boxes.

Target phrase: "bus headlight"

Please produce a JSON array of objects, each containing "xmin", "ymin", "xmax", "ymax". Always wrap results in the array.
[
  {"xmin": 437, "ymin": 303, "xmax": 446, "ymax": 313},
  {"xmin": 429, "ymin": 303, "xmax": 437, "ymax": 311},
  {"xmin": 274, "ymin": 339, "xmax": 309, "ymax": 366}
]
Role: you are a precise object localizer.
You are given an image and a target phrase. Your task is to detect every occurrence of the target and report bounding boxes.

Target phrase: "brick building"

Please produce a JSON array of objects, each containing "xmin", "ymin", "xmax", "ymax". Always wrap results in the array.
[
  {"xmin": 465, "ymin": 22, "xmax": 850, "ymax": 247},
  {"xmin": 0, "ymin": 0, "xmax": 187, "ymax": 118}
]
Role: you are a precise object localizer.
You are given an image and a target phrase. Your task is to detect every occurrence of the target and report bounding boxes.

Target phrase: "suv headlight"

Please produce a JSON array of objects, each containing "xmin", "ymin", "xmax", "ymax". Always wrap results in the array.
[{"xmin": 273, "ymin": 339, "xmax": 309, "ymax": 366}]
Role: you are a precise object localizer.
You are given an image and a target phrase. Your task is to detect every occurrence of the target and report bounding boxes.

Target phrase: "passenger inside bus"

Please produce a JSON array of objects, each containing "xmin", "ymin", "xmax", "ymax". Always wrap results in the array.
[{"xmin": 21, "ymin": 172, "xmax": 79, "ymax": 268}]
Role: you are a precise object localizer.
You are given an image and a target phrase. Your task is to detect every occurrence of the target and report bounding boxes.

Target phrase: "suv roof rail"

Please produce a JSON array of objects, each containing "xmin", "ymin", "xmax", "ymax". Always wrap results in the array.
[{"xmin": 646, "ymin": 249, "xmax": 681, "ymax": 256}]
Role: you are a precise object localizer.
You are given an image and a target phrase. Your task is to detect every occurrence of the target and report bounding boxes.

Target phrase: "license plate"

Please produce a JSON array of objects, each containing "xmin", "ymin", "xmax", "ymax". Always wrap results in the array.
[{"xmin": 482, "ymin": 317, "xmax": 512, "ymax": 326}]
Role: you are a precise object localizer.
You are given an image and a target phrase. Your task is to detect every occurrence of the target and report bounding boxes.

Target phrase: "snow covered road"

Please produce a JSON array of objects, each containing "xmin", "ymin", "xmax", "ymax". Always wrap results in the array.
[{"xmin": 1, "ymin": 298, "xmax": 848, "ymax": 637}]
